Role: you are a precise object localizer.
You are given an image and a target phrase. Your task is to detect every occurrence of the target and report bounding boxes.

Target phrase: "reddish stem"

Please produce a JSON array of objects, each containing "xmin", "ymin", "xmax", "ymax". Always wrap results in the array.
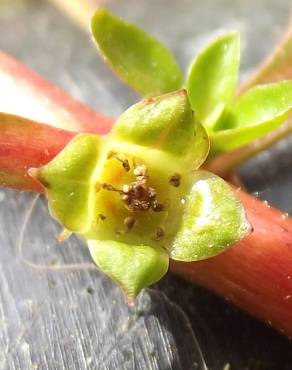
[
  {"xmin": 0, "ymin": 51, "xmax": 113, "ymax": 134},
  {"xmin": 0, "ymin": 113, "xmax": 75, "ymax": 192}
]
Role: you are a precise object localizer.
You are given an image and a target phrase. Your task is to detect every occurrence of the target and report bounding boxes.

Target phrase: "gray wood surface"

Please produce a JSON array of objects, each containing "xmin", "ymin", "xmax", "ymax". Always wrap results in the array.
[{"xmin": 1, "ymin": 1, "xmax": 292, "ymax": 369}]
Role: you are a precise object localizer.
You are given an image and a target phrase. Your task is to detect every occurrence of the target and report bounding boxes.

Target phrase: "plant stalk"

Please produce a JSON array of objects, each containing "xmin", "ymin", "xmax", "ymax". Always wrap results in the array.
[
  {"xmin": 48, "ymin": 0, "xmax": 95, "ymax": 31},
  {"xmin": 0, "ymin": 51, "xmax": 113, "ymax": 134},
  {"xmin": 206, "ymin": 120, "xmax": 292, "ymax": 179}
]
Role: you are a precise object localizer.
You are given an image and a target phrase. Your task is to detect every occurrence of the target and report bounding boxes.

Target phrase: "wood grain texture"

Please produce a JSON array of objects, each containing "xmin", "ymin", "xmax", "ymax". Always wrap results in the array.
[
  {"xmin": 1, "ymin": 1, "xmax": 292, "ymax": 369},
  {"xmin": 0, "ymin": 191, "xmax": 206, "ymax": 370}
]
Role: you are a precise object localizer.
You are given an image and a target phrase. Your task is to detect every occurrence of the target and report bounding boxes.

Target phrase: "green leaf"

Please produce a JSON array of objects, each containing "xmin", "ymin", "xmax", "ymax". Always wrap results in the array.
[
  {"xmin": 186, "ymin": 32, "xmax": 240, "ymax": 129},
  {"xmin": 33, "ymin": 134, "xmax": 102, "ymax": 232},
  {"xmin": 170, "ymin": 171, "xmax": 250, "ymax": 261},
  {"xmin": 88, "ymin": 240, "xmax": 169, "ymax": 300},
  {"xmin": 212, "ymin": 81, "xmax": 292, "ymax": 152},
  {"xmin": 91, "ymin": 8, "xmax": 183, "ymax": 96},
  {"xmin": 113, "ymin": 89, "xmax": 209, "ymax": 165}
]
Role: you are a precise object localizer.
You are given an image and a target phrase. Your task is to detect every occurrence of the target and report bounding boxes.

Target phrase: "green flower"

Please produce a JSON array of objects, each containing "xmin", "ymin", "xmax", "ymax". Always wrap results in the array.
[{"xmin": 33, "ymin": 90, "xmax": 250, "ymax": 300}]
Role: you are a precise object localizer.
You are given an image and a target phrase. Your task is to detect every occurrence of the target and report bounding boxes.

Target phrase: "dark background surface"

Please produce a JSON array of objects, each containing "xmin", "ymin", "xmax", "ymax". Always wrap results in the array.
[{"xmin": 1, "ymin": 1, "xmax": 292, "ymax": 369}]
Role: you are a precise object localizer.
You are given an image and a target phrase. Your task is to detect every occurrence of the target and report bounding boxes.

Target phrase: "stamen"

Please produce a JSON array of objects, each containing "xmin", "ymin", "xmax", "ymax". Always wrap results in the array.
[
  {"xmin": 95, "ymin": 182, "xmax": 101, "ymax": 192},
  {"xmin": 169, "ymin": 174, "xmax": 181, "ymax": 187},
  {"xmin": 133, "ymin": 163, "xmax": 148, "ymax": 182},
  {"xmin": 124, "ymin": 216, "xmax": 136, "ymax": 230},
  {"xmin": 154, "ymin": 226, "xmax": 165, "ymax": 241},
  {"xmin": 152, "ymin": 201, "xmax": 165, "ymax": 212},
  {"xmin": 107, "ymin": 150, "xmax": 116, "ymax": 160},
  {"xmin": 121, "ymin": 194, "xmax": 130, "ymax": 202},
  {"xmin": 107, "ymin": 151, "xmax": 130, "ymax": 171},
  {"xmin": 122, "ymin": 184, "xmax": 131, "ymax": 193},
  {"xmin": 121, "ymin": 159, "xmax": 130, "ymax": 172},
  {"xmin": 102, "ymin": 161, "xmax": 165, "ymax": 214},
  {"xmin": 102, "ymin": 183, "xmax": 122, "ymax": 193}
]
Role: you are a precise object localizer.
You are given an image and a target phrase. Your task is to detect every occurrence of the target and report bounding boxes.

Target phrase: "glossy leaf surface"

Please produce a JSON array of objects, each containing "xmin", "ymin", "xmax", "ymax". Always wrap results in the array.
[
  {"xmin": 212, "ymin": 81, "xmax": 292, "ymax": 152},
  {"xmin": 170, "ymin": 171, "xmax": 251, "ymax": 262},
  {"xmin": 91, "ymin": 8, "xmax": 183, "ymax": 96},
  {"xmin": 187, "ymin": 33, "xmax": 240, "ymax": 129},
  {"xmin": 88, "ymin": 240, "xmax": 169, "ymax": 299}
]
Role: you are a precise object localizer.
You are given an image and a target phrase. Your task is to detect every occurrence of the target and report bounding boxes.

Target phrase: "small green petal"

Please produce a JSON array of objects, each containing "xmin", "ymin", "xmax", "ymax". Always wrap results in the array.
[
  {"xmin": 212, "ymin": 81, "xmax": 292, "ymax": 152},
  {"xmin": 186, "ymin": 32, "xmax": 240, "ymax": 130},
  {"xmin": 91, "ymin": 8, "xmax": 183, "ymax": 96},
  {"xmin": 170, "ymin": 171, "xmax": 251, "ymax": 261},
  {"xmin": 34, "ymin": 134, "xmax": 102, "ymax": 233},
  {"xmin": 88, "ymin": 240, "xmax": 169, "ymax": 299}
]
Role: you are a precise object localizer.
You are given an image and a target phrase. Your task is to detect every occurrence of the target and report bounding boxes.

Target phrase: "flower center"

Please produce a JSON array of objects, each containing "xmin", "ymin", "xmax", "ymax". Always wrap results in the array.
[{"xmin": 101, "ymin": 159, "xmax": 166, "ymax": 213}]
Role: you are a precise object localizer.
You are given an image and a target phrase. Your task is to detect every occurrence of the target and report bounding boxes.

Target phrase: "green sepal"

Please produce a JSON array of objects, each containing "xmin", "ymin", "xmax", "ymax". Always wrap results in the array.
[
  {"xmin": 186, "ymin": 32, "xmax": 240, "ymax": 129},
  {"xmin": 212, "ymin": 81, "xmax": 292, "ymax": 152},
  {"xmin": 112, "ymin": 89, "xmax": 209, "ymax": 164},
  {"xmin": 88, "ymin": 240, "xmax": 169, "ymax": 300},
  {"xmin": 91, "ymin": 8, "xmax": 183, "ymax": 96},
  {"xmin": 32, "ymin": 134, "xmax": 102, "ymax": 233},
  {"xmin": 189, "ymin": 118, "xmax": 210, "ymax": 170},
  {"xmin": 113, "ymin": 90, "xmax": 193, "ymax": 155},
  {"xmin": 170, "ymin": 171, "xmax": 251, "ymax": 261}
]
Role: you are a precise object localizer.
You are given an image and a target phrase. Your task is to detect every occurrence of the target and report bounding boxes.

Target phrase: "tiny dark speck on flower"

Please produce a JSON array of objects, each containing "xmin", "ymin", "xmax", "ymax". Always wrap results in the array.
[
  {"xmin": 124, "ymin": 216, "xmax": 136, "ymax": 230},
  {"xmin": 99, "ymin": 213, "xmax": 106, "ymax": 220},
  {"xmin": 122, "ymin": 159, "xmax": 130, "ymax": 172},
  {"xmin": 107, "ymin": 151, "xmax": 130, "ymax": 171},
  {"xmin": 152, "ymin": 201, "xmax": 165, "ymax": 212},
  {"xmin": 169, "ymin": 173, "xmax": 181, "ymax": 187},
  {"xmin": 154, "ymin": 226, "xmax": 165, "ymax": 240}
]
